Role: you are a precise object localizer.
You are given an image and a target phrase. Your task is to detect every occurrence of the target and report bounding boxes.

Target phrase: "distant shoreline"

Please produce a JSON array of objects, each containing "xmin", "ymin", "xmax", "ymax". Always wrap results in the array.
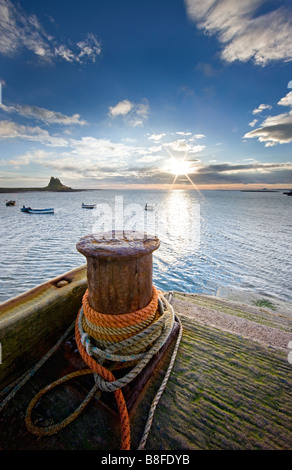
[
  {"xmin": 0, "ymin": 176, "xmax": 102, "ymax": 193},
  {"xmin": 240, "ymin": 190, "xmax": 279, "ymax": 192},
  {"xmin": 0, "ymin": 188, "xmax": 101, "ymax": 193}
]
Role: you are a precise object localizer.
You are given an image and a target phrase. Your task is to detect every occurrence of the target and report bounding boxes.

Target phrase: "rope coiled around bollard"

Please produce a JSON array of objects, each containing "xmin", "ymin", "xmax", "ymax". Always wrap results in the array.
[{"xmin": 23, "ymin": 287, "xmax": 182, "ymax": 450}]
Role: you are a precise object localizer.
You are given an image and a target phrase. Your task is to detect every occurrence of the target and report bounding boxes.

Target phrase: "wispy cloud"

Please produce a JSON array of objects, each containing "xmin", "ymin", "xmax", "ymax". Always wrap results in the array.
[
  {"xmin": 185, "ymin": 0, "xmax": 292, "ymax": 65},
  {"xmin": 148, "ymin": 133, "xmax": 166, "ymax": 141},
  {"xmin": 252, "ymin": 104, "xmax": 272, "ymax": 115},
  {"xmin": 0, "ymin": 0, "xmax": 101, "ymax": 63},
  {"xmin": 0, "ymin": 120, "xmax": 68, "ymax": 146},
  {"xmin": 164, "ymin": 139, "xmax": 205, "ymax": 154},
  {"xmin": 196, "ymin": 62, "xmax": 218, "ymax": 77},
  {"xmin": 175, "ymin": 131, "xmax": 192, "ymax": 136},
  {"xmin": 0, "ymin": 103, "xmax": 87, "ymax": 126},
  {"xmin": 3, "ymin": 135, "xmax": 164, "ymax": 182}
]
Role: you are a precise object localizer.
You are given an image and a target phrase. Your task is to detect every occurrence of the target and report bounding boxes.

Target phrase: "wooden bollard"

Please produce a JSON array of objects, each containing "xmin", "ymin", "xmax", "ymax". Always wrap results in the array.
[{"xmin": 76, "ymin": 231, "xmax": 160, "ymax": 315}]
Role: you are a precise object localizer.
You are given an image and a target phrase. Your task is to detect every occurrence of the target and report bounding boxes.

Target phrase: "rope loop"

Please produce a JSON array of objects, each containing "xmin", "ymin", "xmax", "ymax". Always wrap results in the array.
[{"xmin": 21, "ymin": 286, "xmax": 182, "ymax": 451}]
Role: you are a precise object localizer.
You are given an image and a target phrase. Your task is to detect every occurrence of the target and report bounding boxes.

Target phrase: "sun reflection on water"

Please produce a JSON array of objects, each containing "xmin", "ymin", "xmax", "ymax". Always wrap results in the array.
[{"xmin": 154, "ymin": 190, "xmax": 201, "ymax": 265}]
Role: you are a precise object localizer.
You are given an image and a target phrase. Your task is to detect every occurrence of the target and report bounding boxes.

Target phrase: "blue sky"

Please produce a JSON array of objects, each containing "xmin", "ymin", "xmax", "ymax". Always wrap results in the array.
[{"xmin": 0, "ymin": 0, "xmax": 291, "ymax": 189}]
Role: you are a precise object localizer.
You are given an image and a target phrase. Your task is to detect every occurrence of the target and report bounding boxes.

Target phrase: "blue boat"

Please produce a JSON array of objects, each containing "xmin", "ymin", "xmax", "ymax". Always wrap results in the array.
[{"xmin": 21, "ymin": 206, "xmax": 54, "ymax": 214}]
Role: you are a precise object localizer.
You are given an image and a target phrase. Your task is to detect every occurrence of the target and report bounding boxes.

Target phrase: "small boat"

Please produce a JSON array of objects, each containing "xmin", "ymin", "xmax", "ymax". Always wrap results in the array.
[
  {"xmin": 21, "ymin": 206, "xmax": 54, "ymax": 214},
  {"xmin": 283, "ymin": 191, "xmax": 292, "ymax": 196},
  {"xmin": 5, "ymin": 200, "xmax": 16, "ymax": 206},
  {"xmin": 82, "ymin": 203, "xmax": 96, "ymax": 209},
  {"xmin": 145, "ymin": 203, "xmax": 155, "ymax": 211}
]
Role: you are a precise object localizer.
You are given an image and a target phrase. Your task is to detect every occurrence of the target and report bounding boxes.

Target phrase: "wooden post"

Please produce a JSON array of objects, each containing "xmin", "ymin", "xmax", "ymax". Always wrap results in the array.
[{"xmin": 76, "ymin": 231, "xmax": 160, "ymax": 315}]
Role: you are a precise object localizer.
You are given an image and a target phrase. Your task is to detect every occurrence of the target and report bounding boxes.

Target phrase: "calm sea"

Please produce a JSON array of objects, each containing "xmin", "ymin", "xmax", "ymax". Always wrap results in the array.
[{"xmin": 0, "ymin": 189, "xmax": 291, "ymax": 304}]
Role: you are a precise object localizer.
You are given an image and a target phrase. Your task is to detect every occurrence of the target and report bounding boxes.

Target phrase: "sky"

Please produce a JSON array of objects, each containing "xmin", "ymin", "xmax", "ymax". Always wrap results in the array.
[{"xmin": 0, "ymin": 0, "xmax": 292, "ymax": 190}]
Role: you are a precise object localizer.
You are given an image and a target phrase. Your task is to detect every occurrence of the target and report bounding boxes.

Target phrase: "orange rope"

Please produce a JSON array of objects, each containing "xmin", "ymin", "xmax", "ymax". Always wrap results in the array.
[
  {"xmin": 83, "ymin": 286, "xmax": 159, "ymax": 327},
  {"xmin": 75, "ymin": 285, "xmax": 160, "ymax": 450},
  {"xmin": 74, "ymin": 312, "xmax": 131, "ymax": 450},
  {"xmin": 25, "ymin": 286, "xmax": 160, "ymax": 450}
]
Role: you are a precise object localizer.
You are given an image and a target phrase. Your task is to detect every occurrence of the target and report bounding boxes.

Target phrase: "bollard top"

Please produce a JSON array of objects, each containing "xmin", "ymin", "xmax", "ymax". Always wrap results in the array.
[{"xmin": 76, "ymin": 231, "xmax": 160, "ymax": 259}]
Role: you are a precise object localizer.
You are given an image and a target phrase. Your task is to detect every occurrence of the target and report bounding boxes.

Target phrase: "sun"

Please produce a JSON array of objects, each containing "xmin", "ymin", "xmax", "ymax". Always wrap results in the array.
[
  {"xmin": 165, "ymin": 156, "xmax": 199, "ymax": 190},
  {"xmin": 169, "ymin": 157, "xmax": 191, "ymax": 176}
]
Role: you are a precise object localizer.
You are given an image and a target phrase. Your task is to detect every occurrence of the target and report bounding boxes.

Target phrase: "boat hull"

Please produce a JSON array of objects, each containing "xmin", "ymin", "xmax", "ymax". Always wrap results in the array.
[
  {"xmin": 21, "ymin": 207, "xmax": 54, "ymax": 214},
  {"xmin": 0, "ymin": 265, "xmax": 87, "ymax": 391},
  {"xmin": 28, "ymin": 209, "xmax": 54, "ymax": 214},
  {"xmin": 82, "ymin": 204, "xmax": 96, "ymax": 209}
]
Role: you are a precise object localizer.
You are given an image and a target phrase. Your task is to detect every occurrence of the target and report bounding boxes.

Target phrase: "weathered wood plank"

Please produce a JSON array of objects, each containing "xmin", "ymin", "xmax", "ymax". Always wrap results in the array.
[{"xmin": 0, "ymin": 265, "xmax": 87, "ymax": 390}]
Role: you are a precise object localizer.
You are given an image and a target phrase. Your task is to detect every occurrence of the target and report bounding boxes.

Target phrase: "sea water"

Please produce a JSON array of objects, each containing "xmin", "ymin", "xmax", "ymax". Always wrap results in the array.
[{"xmin": 0, "ymin": 189, "xmax": 291, "ymax": 304}]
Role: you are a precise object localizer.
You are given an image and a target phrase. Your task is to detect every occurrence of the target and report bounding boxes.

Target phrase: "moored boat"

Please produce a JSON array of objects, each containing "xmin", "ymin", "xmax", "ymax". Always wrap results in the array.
[
  {"xmin": 145, "ymin": 203, "xmax": 154, "ymax": 210},
  {"xmin": 82, "ymin": 203, "xmax": 96, "ymax": 209},
  {"xmin": 283, "ymin": 190, "xmax": 292, "ymax": 196},
  {"xmin": 5, "ymin": 200, "xmax": 16, "ymax": 206},
  {"xmin": 21, "ymin": 206, "xmax": 54, "ymax": 214}
]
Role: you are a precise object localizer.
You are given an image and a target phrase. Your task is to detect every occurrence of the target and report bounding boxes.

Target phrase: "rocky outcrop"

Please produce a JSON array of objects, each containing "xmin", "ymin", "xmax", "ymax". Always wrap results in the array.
[
  {"xmin": 44, "ymin": 177, "xmax": 73, "ymax": 191},
  {"xmin": 0, "ymin": 176, "xmax": 83, "ymax": 192}
]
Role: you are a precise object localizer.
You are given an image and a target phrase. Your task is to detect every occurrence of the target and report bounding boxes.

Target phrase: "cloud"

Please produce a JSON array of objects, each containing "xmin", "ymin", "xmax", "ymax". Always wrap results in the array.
[
  {"xmin": 188, "ymin": 161, "xmax": 292, "ymax": 184},
  {"xmin": 0, "ymin": 0, "xmax": 101, "ymax": 63},
  {"xmin": 196, "ymin": 62, "xmax": 218, "ymax": 77},
  {"xmin": 252, "ymin": 104, "xmax": 272, "ymax": 115},
  {"xmin": 109, "ymin": 98, "xmax": 149, "ymax": 127},
  {"xmin": 164, "ymin": 139, "xmax": 205, "ymax": 154},
  {"xmin": 185, "ymin": 0, "xmax": 292, "ymax": 65},
  {"xmin": 278, "ymin": 91, "xmax": 292, "ymax": 107},
  {"xmin": 175, "ymin": 131, "xmax": 192, "ymax": 136},
  {"xmin": 148, "ymin": 133, "xmax": 166, "ymax": 141},
  {"xmin": 244, "ymin": 111, "xmax": 292, "ymax": 146},
  {"xmin": 68, "ymin": 136, "xmax": 139, "ymax": 161},
  {"xmin": 109, "ymin": 100, "xmax": 133, "ymax": 118},
  {"xmin": 0, "ymin": 120, "xmax": 68, "ymax": 146},
  {"xmin": 136, "ymin": 154, "xmax": 164, "ymax": 164},
  {"xmin": 3, "ymin": 129, "xmax": 292, "ymax": 186},
  {"xmin": 148, "ymin": 145, "xmax": 162, "ymax": 153},
  {"xmin": 0, "ymin": 103, "xmax": 87, "ymax": 125},
  {"xmin": 75, "ymin": 34, "xmax": 102, "ymax": 63},
  {"xmin": 4, "ymin": 135, "xmax": 165, "ymax": 182},
  {"xmin": 244, "ymin": 89, "xmax": 292, "ymax": 146}
]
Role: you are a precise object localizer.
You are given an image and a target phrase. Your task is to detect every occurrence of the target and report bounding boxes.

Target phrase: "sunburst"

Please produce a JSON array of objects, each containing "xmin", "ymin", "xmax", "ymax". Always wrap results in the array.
[{"xmin": 163, "ymin": 147, "xmax": 198, "ymax": 189}]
